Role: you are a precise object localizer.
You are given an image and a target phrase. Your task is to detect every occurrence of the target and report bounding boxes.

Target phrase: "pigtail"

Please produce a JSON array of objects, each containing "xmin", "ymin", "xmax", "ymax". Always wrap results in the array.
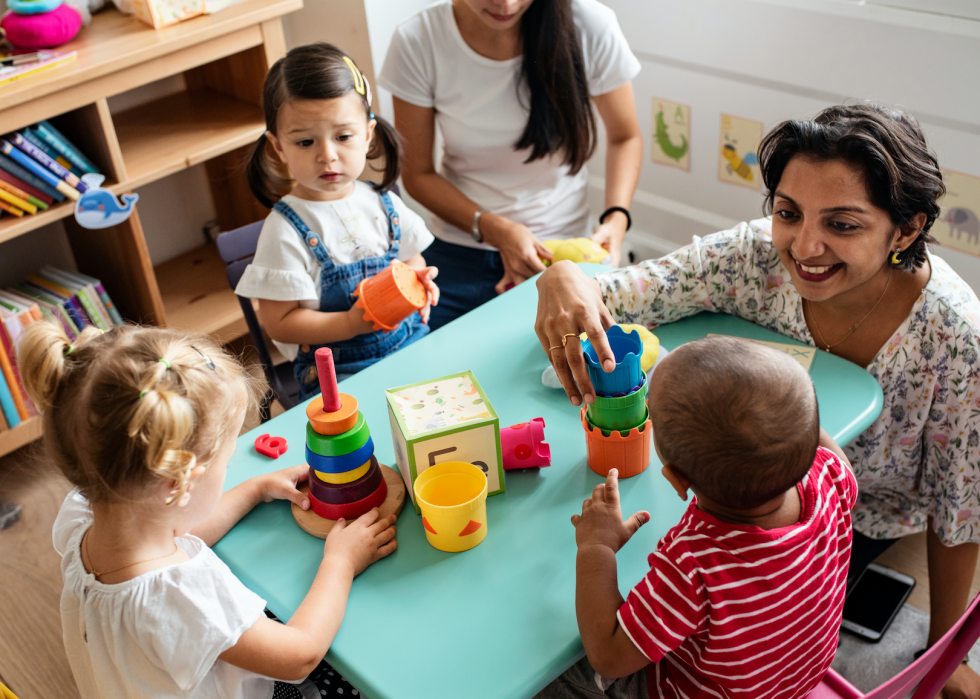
[
  {"xmin": 19, "ymin": 322, "xmax": 102, "ymax": 413},
  {"xmin": 368, "ymin": 114, "xmax": 402, "ymax": 193},
  {"xmin": 129, "ymin": 355, "xmax": 198, "ymax": 505},
  {"xmin": 247, "ymin": 133, "xmax": 291, "ymax": 209}
]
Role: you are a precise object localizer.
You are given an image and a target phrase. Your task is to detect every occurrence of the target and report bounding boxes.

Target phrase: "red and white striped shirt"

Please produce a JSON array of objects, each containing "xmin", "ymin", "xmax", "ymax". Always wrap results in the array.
[{"xmin": 618, "ymin": 447, "xmax": 857, "ymax": 699}]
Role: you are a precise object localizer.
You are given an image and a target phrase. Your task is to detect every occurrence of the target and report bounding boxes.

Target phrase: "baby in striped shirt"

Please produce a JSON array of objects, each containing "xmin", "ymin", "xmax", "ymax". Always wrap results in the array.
[{"xmin": 541, "ymin": 336, "xmax": 857, "ymax": 699}]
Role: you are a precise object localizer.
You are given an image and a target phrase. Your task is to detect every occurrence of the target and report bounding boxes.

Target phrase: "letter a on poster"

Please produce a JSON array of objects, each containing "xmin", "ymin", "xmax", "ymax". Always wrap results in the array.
[
  {"xmin": 718, "ymin": 114, "xmax": 763, "ymax": 190},
  {"xmin": 932, "ymin": 169, "xmax": 980, "ymax": 257},
  {"xmin": 651, "ymin": 98, "xmax": 690, "ymax": 171}
]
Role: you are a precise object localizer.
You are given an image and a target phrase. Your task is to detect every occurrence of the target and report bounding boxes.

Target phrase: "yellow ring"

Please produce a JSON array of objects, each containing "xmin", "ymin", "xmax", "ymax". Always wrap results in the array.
[
  {"xmin": 561, "ymin": 333, "xmax": 579, "ymax": 347},
  {"xmin": 549, "ymin": 345, "xmax": 562, "ymax": 352},
  {"xmin": 314, "ymin": 459, "xmax": 371, "ymax": 484}
]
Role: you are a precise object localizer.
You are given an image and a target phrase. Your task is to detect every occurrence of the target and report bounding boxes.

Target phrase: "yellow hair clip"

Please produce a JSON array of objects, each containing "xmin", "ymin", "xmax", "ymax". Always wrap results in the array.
[{"xmin": 342, "ymin": 56, "xmax": 365, "ymax": 96}]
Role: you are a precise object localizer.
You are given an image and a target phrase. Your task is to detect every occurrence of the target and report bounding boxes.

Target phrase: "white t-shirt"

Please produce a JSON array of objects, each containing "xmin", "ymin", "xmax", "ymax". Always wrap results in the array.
[
  {"xmin": 53, "ymin": 489, "xmax": 274, "ymax": 699},
  {"xmin": 378, "ymin": 0, "xmax": 640, "ymax": 250},
  {"xmin": 235, "ymin": 182, "xmax": 435, "ymax": 360}
]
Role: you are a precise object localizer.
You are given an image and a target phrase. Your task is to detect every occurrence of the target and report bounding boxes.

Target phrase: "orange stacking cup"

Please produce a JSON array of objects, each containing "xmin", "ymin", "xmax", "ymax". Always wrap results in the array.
[
  {"xmin": 353, "ymin": 260, "xmax": 427, "ymax": 332},
  {"xmin": 580, "ymin": 407, "xmax": 652, "ymax": 479}
]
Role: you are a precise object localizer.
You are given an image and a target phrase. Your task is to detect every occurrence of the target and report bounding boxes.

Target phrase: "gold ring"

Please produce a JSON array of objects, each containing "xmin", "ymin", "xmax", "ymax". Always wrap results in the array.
[
  {"xmin": 549, "ymin": 345, "xmax": 562, "ymax": 352},
  {"xmin": 561, "ymin": 333, "xmax": 579, "ymax": 347}
]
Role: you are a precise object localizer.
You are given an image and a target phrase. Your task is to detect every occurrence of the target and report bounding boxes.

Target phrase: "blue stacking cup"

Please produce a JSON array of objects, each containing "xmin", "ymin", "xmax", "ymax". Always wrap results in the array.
[{"xmin": 581, "ymin": 326, "xmax": 643, "ymax": 396}]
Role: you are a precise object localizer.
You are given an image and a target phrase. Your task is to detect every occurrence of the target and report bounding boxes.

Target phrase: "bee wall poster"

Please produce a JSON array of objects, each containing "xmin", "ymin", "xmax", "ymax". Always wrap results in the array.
[
  {"xmin": 932, "ymin": 169, "xmax": 980, "ymax": 257},
  {"xmin": 651, "ymin": 98, "xmax": 691, "ymax": 171},
  {"xmin": 718, "ymin": 113, "xmax": 763, "ymax": 190}
]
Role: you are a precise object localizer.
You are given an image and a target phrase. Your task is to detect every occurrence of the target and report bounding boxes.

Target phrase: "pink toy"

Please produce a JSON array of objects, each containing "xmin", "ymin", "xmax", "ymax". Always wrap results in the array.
[
  {"xmin": 806, "ymin": 589, "xmax": 980, "ymax": 698},
  {"xmin": 501, "ymin": 418, "xmax": 551, "ymax": 470},
  {"xmin": 1, "ymin": 3, "xmax": 81, "ymax": 50},
  {"xmin": 254, "ymin": 434, "xmax": 288, "ymax": 459}
]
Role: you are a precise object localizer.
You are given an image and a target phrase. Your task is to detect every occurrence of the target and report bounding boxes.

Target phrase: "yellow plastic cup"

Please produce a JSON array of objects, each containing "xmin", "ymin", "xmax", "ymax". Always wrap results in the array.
[{"xmin": 413, "ymin": 461, "xmax": 488, "ymax": 553}]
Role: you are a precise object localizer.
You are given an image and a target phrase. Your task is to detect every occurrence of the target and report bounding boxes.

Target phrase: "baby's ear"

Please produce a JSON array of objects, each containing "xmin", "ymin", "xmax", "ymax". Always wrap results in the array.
[{"xmin": 661, "ymin": 465, "xmax": 690, "ymax": 501}]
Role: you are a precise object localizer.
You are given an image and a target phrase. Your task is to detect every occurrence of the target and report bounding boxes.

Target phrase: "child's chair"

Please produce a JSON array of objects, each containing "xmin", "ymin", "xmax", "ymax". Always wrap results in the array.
[
  {"xmin": 216, "ymin": 222, "xmax": 301, "ymax": 422},
  {"xmin": 808, "ymin": 591, "xmax": 980, "ymax": 699}
]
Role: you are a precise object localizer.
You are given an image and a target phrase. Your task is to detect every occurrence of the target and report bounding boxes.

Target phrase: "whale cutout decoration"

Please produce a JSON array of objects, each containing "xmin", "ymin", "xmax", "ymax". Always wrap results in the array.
[{"xmin": 73, "ymin": 174, "xmax": 138, "ymax": 229}]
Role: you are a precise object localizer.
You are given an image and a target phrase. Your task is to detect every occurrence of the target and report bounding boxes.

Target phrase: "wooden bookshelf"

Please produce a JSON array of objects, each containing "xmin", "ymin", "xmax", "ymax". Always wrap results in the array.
[{"xmin": 0, "ymin": 0, "xmax": 299, "ymax": 457}]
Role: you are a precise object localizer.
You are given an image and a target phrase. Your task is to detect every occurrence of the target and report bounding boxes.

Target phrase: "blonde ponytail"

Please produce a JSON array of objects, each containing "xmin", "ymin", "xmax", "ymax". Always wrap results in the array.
[{"xmin": 19, "ymin": 322, "xmax": 103, "ymax": 412}]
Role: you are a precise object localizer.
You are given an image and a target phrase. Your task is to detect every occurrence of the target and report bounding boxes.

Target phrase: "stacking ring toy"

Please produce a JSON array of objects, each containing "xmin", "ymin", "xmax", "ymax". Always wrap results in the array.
[
  {"xmin": 308, "ymin": 456, "xmax": 383, "ymax": 505},
  {"xmin": 308, "ymin": 475, "xmax": 388, "ymax": 520},
  {"xmin": 306, "ymin": 413, "xmax": 370, "ymax": 456},
  {"xmin": 315, "ymin": 459, "xmax": 371, "ymax": 484}
]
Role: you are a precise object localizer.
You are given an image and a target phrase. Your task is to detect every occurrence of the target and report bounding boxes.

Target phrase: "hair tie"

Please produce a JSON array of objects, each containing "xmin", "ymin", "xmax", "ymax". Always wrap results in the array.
[
  {"xmin": 158, "ymin": 358, "xmax": 171, "ymax": 370},
  {"xmin": 65, "ymin": 344, "xmax": 74, "ymax": 356},
  {"xmin": 190, "ymin": 345, "xmax": 216, "ymax": 370},
  {"xmin": 140, "ymin": 389, "xmax": 148, "ymax": 399},
  {"xmin": 342, "ymin": 56, "xmax": 365, "ymax": 96}
]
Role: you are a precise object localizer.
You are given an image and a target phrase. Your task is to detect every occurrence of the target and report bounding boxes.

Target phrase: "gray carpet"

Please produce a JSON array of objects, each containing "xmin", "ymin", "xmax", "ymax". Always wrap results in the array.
[{"xmin": 833, "ymin": 605, "xmax": 980, "ymax": 694}]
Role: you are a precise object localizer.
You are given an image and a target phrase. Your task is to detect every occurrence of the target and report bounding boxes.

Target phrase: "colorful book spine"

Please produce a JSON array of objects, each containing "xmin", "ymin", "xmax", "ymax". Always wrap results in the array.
[
  {"xmin": 1, "ymin": 141, "xmax": 80, "ymax": 201},
  {"xmin": 47, "ymin": 268, "xmax": 121, "ymax": 327},
  {"xmin": 0, "ymin": 177, "xmax": 47, "ymax": 211},
  {"xmin": 0, "ymin": 185, "xmax": 37, "ymax": 215},
  {"xmin": 23, "ymin": 279, "xmax": 86, "ymax": 329},
  {"xmin": 0, "ymin": 167, "xmax": 53, "ymax": 205},
  {"xmin": 0, "ymin": 365, "xmax": 20, "ymax": 429},
  {"xmin": 33, "ymin": 122, "xmax": 98, "ymax": 175},
  {"xmin": 11, "ymin": 134, "xmax": 87, "ymax": 193},
  {"xmin": 0, "ymin": 324, "xmax": 29, "ymax": 421},
  {"xmin": 34, "ymin": 273, "xmax": 95, "ymax": 328},
  {"xmin": 0, "ymin": 154, "xmax": 63, "ymax": 202},
  {"xmin": 15, "ymin": 284, "xmax": 79, "ymax": 337},
  {"xmin": 84, "ymin": 280, "xmax": 123, "ymax": 325},
  {"xmin": 0, "ymin": 201, "xmax": 24, "ymax": 217},
  {"xmin": 20, "ymin": 129, "xmax": 76, "ymax": 176}
]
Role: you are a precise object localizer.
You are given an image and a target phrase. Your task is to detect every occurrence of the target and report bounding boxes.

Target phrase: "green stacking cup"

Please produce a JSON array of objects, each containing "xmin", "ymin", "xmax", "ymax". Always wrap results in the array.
[
  {"xmin": 306, "ymin": 411, "xmax": 370, "ymax": 457},
  {"xmin": 586, "ymin": 380, "xmax": 648, "ymax": 433}
]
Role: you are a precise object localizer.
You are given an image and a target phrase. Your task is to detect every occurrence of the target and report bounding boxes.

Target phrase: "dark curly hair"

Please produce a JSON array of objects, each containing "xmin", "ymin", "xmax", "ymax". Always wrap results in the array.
[{"xmin": 758, "ymin": 103, "xmax": 946, "ymax": 272}]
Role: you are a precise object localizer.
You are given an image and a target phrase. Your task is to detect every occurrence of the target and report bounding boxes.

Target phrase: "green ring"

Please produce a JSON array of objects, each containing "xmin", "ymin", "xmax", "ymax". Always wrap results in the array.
[{"xmin": 306, "ymin": 411, "xmax": 370, "ymax": 457}]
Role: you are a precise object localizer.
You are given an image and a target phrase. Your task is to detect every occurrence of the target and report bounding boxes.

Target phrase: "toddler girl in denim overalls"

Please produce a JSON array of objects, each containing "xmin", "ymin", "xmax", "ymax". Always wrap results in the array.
[{"xmin": 237, "ymin": 43, "xmax": 439, "ymax": 401}]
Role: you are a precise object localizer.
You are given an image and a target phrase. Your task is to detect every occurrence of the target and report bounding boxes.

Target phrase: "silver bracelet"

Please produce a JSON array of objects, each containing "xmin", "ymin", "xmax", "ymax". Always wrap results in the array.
[{"xmin": 471, "ymin": 208, "xmax": 486, "ymax": 244}]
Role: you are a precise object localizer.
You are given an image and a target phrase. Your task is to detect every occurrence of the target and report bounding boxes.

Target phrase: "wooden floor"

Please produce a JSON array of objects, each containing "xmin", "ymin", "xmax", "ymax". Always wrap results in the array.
[{"xmin": 0, "ymin": 361, "xmax": 977, "ymax": 696}]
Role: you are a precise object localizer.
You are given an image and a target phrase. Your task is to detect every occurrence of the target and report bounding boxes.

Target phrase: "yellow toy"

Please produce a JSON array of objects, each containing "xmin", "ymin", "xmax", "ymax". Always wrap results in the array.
[
  {"xmin": 618, "ymin": 324, "xmax": 660, "ymax": 373},
  {"xmin": 541, "ymin": 238, "xmax": 611, "ymax": 266},
  {"xmin": 413, "ymin": 461, "xmax": 489, "ymax": 553}
]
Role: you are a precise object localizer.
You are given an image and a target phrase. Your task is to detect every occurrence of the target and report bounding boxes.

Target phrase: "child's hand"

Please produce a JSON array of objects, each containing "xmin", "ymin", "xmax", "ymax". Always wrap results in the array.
[
  {"xmin": 254, "ymin": 464, "xmax": 311, "ymax": 510},
  {"xmin": 571, "ymin": 469, "xmax": 649, "ymax": 553},
  {"xmin": 414, "ymin": 266, "xmax": 440, "ymax": 324},
  {"xmin": 323, "ymin": 508, "xmax": 397, "ymax": 577}
]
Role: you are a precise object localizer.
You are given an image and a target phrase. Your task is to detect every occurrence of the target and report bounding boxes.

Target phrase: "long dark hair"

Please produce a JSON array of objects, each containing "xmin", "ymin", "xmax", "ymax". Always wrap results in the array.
[
  {"xmin": 758, "ymin": 103, "xmax": 945, "ymax": 272},
  {"xmin": 247, "ymin": 43, "xmax": 401, "ymax": 208},
  {"xmin": 515, "ymin": 0, "xmax": 596, "ymax": 174}
]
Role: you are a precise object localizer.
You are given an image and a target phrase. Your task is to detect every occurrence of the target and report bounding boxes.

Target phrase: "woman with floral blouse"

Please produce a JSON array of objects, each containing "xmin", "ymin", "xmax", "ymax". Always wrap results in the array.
[{"xmin": 536, "ymin": 103, "xmax": 980, "ymax": 698}]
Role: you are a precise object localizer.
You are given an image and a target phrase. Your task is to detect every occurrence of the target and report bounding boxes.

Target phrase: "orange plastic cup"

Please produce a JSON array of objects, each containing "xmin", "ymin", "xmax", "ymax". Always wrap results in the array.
[
  {"xmin": 353, "ymin": 260, "xmax": 427, "ymax": 332},
  {"xmin": 580, "ymin": 407, "xmax": 652, "ymax": 479}
]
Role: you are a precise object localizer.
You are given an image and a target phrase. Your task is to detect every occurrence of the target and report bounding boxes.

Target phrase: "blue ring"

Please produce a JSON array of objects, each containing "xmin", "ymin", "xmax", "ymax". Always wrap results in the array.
[
  {"xmin": 306, "ymin": 436, "xmax": 374, "ymax": 474},
  {"xmin": 8, "ymin": 0, "xmax": 62, "ymax": 14}
]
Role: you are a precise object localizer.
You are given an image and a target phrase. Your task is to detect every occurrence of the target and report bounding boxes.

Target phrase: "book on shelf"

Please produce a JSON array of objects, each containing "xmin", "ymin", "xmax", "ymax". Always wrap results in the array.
[
  {"xmin": 1, "ymin": 140, "xmax": 80, "ymax": 201},
  {"xmin": 20, "ymin": 129, "xmax": 76, "ymax": 176},
  {"xmin": 0, "ymin": 267, "xmax": 122, "ymax": 435},
  {"xmin": 0, "ymin": 183, "xmax": 37, "ymax": 215},
  {"xmin": 31, "ymin": 121, "xmax": 98, "ymax": 175},
  {"xmin": 0, "ymin": 175, "xmax": 47, "ymax": 211},
  {"xmin": 0, "ymin": 153, "xmax": 63, "ymax": 202},
  {"xmin": 0, "ymin": 201, "xmax": 24, "ymax": 217},
  {"xmin": 0, "ymin": 167, "xmax": 54, "ymax": 205},
  {"xmin": 0, "ymin": 50, "xmax": 77, "ymax": 89},
  {"xmin": 10, "ymin": 134, "xmax": 87, "ymax": 192}
]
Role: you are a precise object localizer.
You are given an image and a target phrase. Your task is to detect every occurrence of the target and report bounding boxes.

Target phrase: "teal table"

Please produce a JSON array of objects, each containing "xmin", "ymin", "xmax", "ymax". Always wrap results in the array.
[{"xmin": 214, "ymin": 265, "xmax": 882, "ymax": 699}]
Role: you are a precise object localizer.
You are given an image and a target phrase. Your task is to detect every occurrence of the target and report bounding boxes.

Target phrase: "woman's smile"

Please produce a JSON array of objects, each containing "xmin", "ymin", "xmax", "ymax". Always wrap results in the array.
[{"xmin": 790, "ymin": 254, "xmax": 843, "ymax": 282}]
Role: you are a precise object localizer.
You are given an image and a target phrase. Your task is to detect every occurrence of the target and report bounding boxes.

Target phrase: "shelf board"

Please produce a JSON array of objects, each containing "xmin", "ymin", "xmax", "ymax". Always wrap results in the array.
[
  {"xmin": 155, "ymin": 241, "xmax": 252, "ymax": 343},
  {"xmin": 0, "ymin": 415, "xmax": 43, "ymax": 458},
  {"xmin": 115, "ymin": 90, "xmax": 265, "ymax": 190}
]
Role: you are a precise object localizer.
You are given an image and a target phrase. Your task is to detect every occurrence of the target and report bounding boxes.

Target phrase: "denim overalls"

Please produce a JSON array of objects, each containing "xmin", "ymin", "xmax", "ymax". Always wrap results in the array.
[{"xmin": 274, "ymin": 192, "xmax": 429, "ymax": 401}]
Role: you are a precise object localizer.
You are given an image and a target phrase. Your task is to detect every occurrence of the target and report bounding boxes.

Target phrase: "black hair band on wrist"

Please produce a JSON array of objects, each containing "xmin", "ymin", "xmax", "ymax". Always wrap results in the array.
[{"xmin": 599, "ymin": 206, "xmax": 632, "ymax": 232}]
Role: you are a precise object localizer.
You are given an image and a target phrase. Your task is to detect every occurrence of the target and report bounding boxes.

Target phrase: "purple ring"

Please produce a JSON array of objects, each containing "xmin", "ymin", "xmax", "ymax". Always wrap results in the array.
[{"xmin": 308, "ymin": 455, "xmax": 382, "ymax": 505}]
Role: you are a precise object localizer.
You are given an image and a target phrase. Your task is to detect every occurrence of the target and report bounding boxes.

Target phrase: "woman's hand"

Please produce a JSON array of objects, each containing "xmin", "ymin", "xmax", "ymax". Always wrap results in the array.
[
  {"xmin": 534, "ymin": 260, "xmax": 616, "ymax": 406},
  {"xmin": 941, "ymin": 664, "xmax": 980, "ymax": 699},
  {"xmin": 481, "ymin": 212, "xmax": 553, "ymax": 294},
  {"xmin": 323, "ymin": 509, "xmax": 398, "ymax": 577},
  {"xmin": 591, "ymin": 212, "xmax": 629, "ymax": 267},
  {"xmin": 253, "ymin": 464, "xmax": 311, "ymax": 510}
]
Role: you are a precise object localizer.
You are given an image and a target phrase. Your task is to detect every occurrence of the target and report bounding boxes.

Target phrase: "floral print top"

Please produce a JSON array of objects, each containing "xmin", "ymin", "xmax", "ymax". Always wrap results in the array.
[{"xmin": 598, "ymin": 219, "xmax": 980, "ymax": 545}]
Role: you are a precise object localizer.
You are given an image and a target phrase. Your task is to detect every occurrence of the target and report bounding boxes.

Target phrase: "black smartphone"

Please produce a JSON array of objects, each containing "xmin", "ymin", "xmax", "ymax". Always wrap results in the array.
[{"xmin": 841, "ymin": 563, "xmax": 916, "ymax": 642}]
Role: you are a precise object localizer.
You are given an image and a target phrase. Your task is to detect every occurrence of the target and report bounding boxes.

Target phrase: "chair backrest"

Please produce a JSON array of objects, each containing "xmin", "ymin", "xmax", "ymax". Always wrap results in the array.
[
  {"xmin": 215, "ymin": 221, "xmax": 281, "ymax": 394},
  {"xmin": 863, "ymin": 590, "xmax": 980, "ymax": 699}
]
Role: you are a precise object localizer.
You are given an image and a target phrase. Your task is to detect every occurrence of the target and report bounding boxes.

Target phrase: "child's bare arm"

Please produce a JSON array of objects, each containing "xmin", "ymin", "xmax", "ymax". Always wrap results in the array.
[
  {"xmin": 219, "ymin": 509, "xmax": 398, "ymax": 680},
  {"xmin": 819, "ymin": 427, "xmax": 853, "ymax": 474},
  {"xmin": 258, "ymin": 299, "xmax": 376, "ymax": 346},
  {"xmin": 191, "ymin": 465, "xmax": 310, "ymax": 547},
  {"xmin": 572, "ymin": 470, "xmax": 650, "ymax": 679}
]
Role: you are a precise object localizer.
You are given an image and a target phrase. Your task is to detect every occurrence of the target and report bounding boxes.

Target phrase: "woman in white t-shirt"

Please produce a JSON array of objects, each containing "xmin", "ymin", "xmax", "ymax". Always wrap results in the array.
[{"xmin": 379, "ymin": 0, "xmax": 642, "ymax": 329}]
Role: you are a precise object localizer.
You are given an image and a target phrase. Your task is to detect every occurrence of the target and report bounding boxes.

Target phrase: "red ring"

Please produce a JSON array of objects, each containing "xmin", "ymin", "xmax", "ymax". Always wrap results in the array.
[{"xmin": 308, "ymin": 476, "xmax": 388, "ymax": 521}]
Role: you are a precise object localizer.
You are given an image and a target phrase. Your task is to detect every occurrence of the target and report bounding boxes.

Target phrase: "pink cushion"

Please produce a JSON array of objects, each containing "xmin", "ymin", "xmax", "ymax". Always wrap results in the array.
[{"xmin": 1, "ymin": 3, "xmax": 81, "ymax": 50}]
